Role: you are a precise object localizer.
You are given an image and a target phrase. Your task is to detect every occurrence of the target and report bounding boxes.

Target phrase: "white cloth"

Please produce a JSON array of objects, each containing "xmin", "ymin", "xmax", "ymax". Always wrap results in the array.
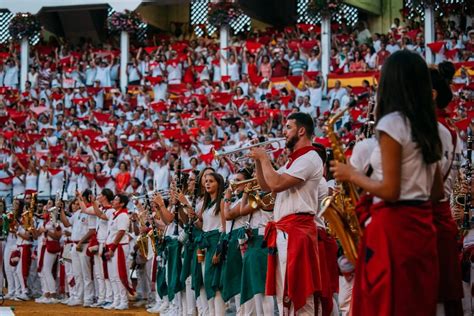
[
  {"xmin": 350, "ymin": 138, "xmax": 378, "ymax": 174},
  {"xmin": 106, "ymin": 211, "xmax": 129, "ymax": 244},
  {"xmin": 371, "ymin": 112, "xmax": 436, "ymax": 200},
  {"xmin": 274, "ymin": 150, "xmax": 323, "ymax": 220},
  {"xmin": 437, "ymin": 122, "xmax": 462, "ymax": 198},
  {"xmin": 202, "ymin": 203, "xmax": 222, "ymax": 232}
]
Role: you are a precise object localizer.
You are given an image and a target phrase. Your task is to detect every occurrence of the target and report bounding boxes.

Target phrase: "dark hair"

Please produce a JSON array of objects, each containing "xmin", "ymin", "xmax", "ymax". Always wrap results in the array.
[
  {"xmin": 287, "ymin": 112, "xmax": 314, "ymax": 138},
  {"xmin": 312, "ymin": 142, "xmax": 327, "ymax": 164},
  {"xmin": 237, "ymin": 167, "xmax": 253, "ymax": 180},
  {"xmin": 116, "ymin": 194, "xmax": 129, "ymax": 207},
  {"xmin": 375, "ymin": 50, "xmax": 442, "ymax": 164},
  {"xmin": 101, "ymin": 188, "xmax": 114, "ymax": 202},
  {"xmin": 197, "ymin": 167, "xmax": 215, "ymax": 197},
  {"xmin": 200, "ymin": 172, "xmax": 225, "ymax": 215},
  {"xmin": 437, "ymin": 61, "xmax": 455, "ymax": 84},
  {"xmin": 429, "ymin": 68, "xmax": 453, "ymax": 109},
  {"xmin": 82, "ymin": 189, "xmax": 92, "ymax": 203}
]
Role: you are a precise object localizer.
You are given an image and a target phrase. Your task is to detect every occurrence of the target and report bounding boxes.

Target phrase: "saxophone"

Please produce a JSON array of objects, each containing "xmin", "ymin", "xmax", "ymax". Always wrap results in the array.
[
  {"xmin": 320, "ymin": 107, "xmax": 362, "ymax": 264},
  {"xmin": 136, "ymin": 210, "xmax": 149, "ymax": 258},
  {"xmin": 22, "ymin": 192, "xmax": 37, "ymax": 232}
]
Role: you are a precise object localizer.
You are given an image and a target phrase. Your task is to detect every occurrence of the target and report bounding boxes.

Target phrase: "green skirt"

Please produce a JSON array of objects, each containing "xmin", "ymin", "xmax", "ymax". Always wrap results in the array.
[
  {"xmin": 240, "ymin": 230, "xmax": 268, "ymax": 304},
  {"xmin": 166, "ymin": 238, "xmax": 183, "ymax": 301},
  {"xmin": 202, "ymin": 229, "xmax": 223, "ymax": 300},
  {"xmin": 155, "ymin": 243, "xmax": 168, "ymax": 299},
  {"xmin": 185, "ymin": 229, "xmax": 204, "ymax": 299},
  {"xmin": 220, "ymin": 228, "xmax": 244, "ymax": 302}
]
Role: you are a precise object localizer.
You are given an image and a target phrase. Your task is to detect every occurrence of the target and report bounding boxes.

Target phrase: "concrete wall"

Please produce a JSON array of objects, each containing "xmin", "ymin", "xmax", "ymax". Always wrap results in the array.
[{"xmin": 367, "ymin": 0, "xmax": 404, "ymax": 34}]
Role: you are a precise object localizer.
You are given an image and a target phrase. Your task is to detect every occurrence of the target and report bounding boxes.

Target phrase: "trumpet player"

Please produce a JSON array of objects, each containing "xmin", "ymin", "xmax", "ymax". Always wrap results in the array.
[
  {"xmin": 226, "ymin": 169, "xmax": 275, "ymax": 316},
  {"xmin": 249, "ymin": 112, "xmax": 324, "ymax": 315}
]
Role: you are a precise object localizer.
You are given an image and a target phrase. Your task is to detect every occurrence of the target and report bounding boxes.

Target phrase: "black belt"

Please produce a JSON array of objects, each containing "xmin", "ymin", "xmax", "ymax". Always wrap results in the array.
[{"xmin": 295, "ymin": 212, "xmax": 315, "ymax": 216}]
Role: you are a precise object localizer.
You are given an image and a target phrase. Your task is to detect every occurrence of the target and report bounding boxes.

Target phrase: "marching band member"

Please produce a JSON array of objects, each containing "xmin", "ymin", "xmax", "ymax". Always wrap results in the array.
[
  {"xmin": 104, "ymin": 194, "xmax": 134, "ymax": 310},
  {"xmin": 80, "ymin": 188, "xmax": 116, "ymax": 307},
  {"xmin": 237, "ymin": 172, "xmax": 275, "ymax": 316},
  {"xmin": 249, "ymin": 112, "xmax": 324, "ymax": 315},
  {"xmin": 60, "ymin": 190, "xmax": 96, "ymax": 307},
  {"xmin": 15, "ymin": 194, "xmax": 34, "ymax": 301},
  {"xmin": 331, "ymin": 50, "xmax": 443, "ymax": 316},
  {"xmin": 3, "ymin": 199, "xmax": 22, "ymax": 300},
  {"xmin": 431, "ymin": 66, "xmax": 464, "ymax": 315},
  {"xmin": 193, "ymin": 172, "xmax": 226, "ymax": 316},
  {"xmin": 36, "ymin": 199, "xmax": 62, "ymax": 303},
  {"xmin": 221, "ymin": 168, "xmax": 253, "ymax": 314}
]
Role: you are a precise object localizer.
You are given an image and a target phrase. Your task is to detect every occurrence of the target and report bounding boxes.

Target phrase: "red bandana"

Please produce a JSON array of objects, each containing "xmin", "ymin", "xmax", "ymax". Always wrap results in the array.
[
  {"xmin": 286, "ymin": 146, "xmax": 316, "ymax": 168},
  {"xmin": 113, "ymin": 208, "xmax": 128, "ymax": 219}
]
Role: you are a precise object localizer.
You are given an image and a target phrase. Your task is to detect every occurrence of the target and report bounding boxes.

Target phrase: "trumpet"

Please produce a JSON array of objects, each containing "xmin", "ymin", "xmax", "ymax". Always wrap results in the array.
[
  {"xmin": 229, "ymin": 178, "xmax": 258, "ymax": 192},
  {"xmin": 212, "ymin": 138, "xmax": 286, "ymax": 163}
]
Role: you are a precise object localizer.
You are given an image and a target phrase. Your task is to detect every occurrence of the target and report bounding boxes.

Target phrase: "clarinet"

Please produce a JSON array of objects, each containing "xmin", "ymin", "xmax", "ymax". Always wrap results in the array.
[
  {"xmin": 174, "ymin": 158, "xmax": 182, "ymax": 236},
  {"xmin": 144, "ymin": 188, "xmax": 161, "ymax": 251},
  {"xmin": 463, "ymin": 128, "xmax": 472, "ymax": 232},
  {"xmin": 187, "ymin": 170, "xmax": 200, "ymax": 243}
]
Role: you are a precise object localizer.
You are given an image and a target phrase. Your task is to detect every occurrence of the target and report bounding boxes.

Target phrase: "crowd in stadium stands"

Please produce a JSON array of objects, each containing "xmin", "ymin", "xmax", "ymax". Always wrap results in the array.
[{"xmin": 0, "ymin": 16, "xmax": 470, "ymax": 204}]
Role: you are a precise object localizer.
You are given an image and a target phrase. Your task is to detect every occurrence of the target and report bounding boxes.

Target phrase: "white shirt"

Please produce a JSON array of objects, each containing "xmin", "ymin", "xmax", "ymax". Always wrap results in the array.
[
  {"xmin": 274, "ymin": 150, "xmax": 323, "ymax": 220},
  {"xmin": 370, "ymin": 112, "xmax": 436, "ymax": 201},
  {"xmin": 106, "ymin": 211, "xmax": 129, "ymax": 244},
  {"xmin": 202, "ymin": 202, "xmax": 222, "ymax": 232},
  {"xmin": 70, "ymin": 211, "xmax": 95, "ymax": 241},
  {"xmin": 225, "ymin": 198, "xmax": 248, "ymax": 233},
  {"xmin": 437, "ymin": 122, "xmax": 462, "ymax": 198},
  {"xmin": 97, "ymin": 207, "xmax": 115, "ymax": 243},
  {"xmin": 350, "ymin": 138, "xmax": 378, "ymax": 174}
]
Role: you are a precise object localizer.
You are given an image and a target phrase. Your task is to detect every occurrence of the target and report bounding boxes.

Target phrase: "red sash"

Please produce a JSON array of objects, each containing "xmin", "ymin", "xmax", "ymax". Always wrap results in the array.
[
  {"xmin": 107, "ymin": 243, "xmax": 135, "ymax": 295},
  {"xmin": 352, "ymin": 201, "xmax": 438, "ymax": 316},
  {"xmin": 102, "ymin": 247, "xmax": 109, "ymax": 280},
  {"xmin": 318, "ymin": 228, "xmax": 339, "ymax": 316},
  {"xmin": 19, "ymin": 244, "xmax": 32, "ymax": 285},
  {"xmin": 152, "ymin": 254, "xmax": 158, "ymax": 283},
  {"xmin": 264, "ymin": 214, "xmax": 321, "ymax": 312},
  {"xmin": 59, "ymin": 263, "xmax": 66, "ymax": 294},
  {"xmin": 37, "ymin": 243, "xmax": 47, "ymax": 273},
  {"xmin": 432, "ymin": 201, "xmax": 463, "ymax": 301}
]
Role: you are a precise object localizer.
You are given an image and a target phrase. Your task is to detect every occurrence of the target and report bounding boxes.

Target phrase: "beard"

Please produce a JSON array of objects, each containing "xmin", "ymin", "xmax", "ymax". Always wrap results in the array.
[{"xmin": 285, "ymin": 134, "xmax": 298, "ymax": 151}]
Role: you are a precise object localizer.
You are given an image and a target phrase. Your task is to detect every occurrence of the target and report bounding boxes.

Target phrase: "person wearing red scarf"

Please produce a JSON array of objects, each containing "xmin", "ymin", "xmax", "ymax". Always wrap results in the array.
[
  {"xmin": 332, "ymin": 51, "xmax": 442, "ymax": 316},
  {"xmin": 431, "ymin": 66, "xmax": 464, "ymax": 315},
  {"xmin": 250, "ymin": 112, "xmax": 324, "ymax": 315},
  {"xmin": 104, "ymin": 194, "xmax": 134, "ymax": 310},
  {"xmin": 115, "ymin": 161, "xmax": 131, "ymax": 194}
]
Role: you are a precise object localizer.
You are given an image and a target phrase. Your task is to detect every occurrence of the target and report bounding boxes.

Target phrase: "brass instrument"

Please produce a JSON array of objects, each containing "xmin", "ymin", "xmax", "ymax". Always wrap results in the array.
[
  {"xmin": 230, "ymin": 177, "xmax": 275, "ymax": 210},
  {"xmin": 320, "ymin": 107, "xmax": 362, "ymax": 264},
  {"xmin": 21, "ymin": 193, "xmax": 36, "ymax": 232},
  {"xmin": 212, "ymin": 138, "xmax": 286, "ymax": 163},
  {"xmin": 248, "ymin": 191, "xmax": 274, "ymax": 210},
  {"xmin": 229, "ymin": 178, "xmax": 258, "ymax": 192},
  {"xmin": 135, "ymin": 211, "xmax": 149, "ymax": 258}
]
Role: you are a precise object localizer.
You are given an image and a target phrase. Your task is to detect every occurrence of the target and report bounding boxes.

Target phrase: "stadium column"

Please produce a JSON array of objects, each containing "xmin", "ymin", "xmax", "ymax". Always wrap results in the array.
[
  {"xmin": 120, "ymin": 30, "xmax": 129, "ymax": 94},
  {"xmin": 424, "ymin": 5, "xmax": 435, "ymax": 64},
  {"xmin": 220, "ymin": 24, "xmax": 229, "ymax": 76},
  {"xmin": 20, "ymin": 37, "xmax": 29, "ymax": 92},
  {"xmin": 321, "ymin": 15, "xmax": 331, "ymax": 94}
]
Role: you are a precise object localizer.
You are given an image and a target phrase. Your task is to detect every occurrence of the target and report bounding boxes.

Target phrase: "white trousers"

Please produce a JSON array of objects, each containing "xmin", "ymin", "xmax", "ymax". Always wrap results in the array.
[
  {"xmin": 201, "ymin": 263, "xmax": 225, "ymax": 316},
  {"xmin": 242, "ymin": 293, "xmax": 275, "ymax": 316},
  {"xmin": 14, "ymin": 246, "xmax": 30, "ymax": 295},
  {"xmin": 276, "ymin": 230, "xmax": 320, "ymax": 315},
  {"xmin": 462, "ymin": 261, "xmax": 474, "ymax": 316},
  {"xmin": 107, "ymin": 244, "xmax": 131, "ymax": 305},
  {"xmin": 71, "ymin": 246, "xmax": 94, "ymax": 302},
  {"xmin": 3, "ymin": 243, "xmax": 20, "ymax": 296},
  {"xmin": 93, "ymin": 243, "xmax": 112, "ymax": 303},
  {"xmin": 338, "ymin": 275, "xmax": 354, "ymax": 316},
  {"xmin": 39, "ymin": 249, "xmax": 58, "ymax": 294},
  {"xmin": 185, "ymin": 276, "xmax": 197, "ymax": 315}
]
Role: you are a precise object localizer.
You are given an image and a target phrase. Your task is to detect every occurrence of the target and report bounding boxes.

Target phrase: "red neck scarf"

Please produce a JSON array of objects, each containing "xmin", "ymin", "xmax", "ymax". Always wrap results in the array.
[
  {"xmin": 286, "ymin": 146, "xmax": 316, "ymax": 168},
  {"xmin": 113, "ymin": 208, "xmax": 128, "ymax": 220}
]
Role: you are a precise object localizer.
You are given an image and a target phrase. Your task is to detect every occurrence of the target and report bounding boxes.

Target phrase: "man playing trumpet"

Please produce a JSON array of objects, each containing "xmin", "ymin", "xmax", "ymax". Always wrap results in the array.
[{"xmin": 249, "ymin": 112, "xmax": 324, "ymax": 315}]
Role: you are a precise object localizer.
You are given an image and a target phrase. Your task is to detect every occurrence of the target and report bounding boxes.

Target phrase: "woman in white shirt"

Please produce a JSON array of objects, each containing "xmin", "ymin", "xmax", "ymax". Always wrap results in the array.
[{"xmin": 332, "ymin": 50, "xmax": 443, "ymax": 316}]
